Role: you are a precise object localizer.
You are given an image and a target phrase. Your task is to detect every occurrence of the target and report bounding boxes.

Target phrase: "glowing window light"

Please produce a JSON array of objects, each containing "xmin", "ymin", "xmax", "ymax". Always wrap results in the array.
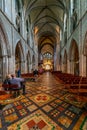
[{"xmin": 45, "ymin": 64, "xmax": 51, "ymax": 70}]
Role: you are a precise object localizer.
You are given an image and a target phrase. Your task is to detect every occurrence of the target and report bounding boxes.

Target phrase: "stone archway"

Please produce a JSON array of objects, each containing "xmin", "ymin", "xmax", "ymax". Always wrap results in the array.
[
  {"xmin": 63, "ymin": 50, "xmax": 67, "ymax": 73},
  {"xmin": 15, "ymin": 42, "xmax": 24, "ymax": 74},
  {"xmin": 0, "ymin": 23, "xmax": 11, "ymax": 81},
  {"xmin": 69, "ymin": 39, "xmax": 79, "ymax": 75}
]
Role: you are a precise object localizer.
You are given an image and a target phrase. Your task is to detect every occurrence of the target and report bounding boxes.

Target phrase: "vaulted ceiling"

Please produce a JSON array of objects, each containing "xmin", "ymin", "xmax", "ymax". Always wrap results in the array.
[{"xmin": 24, "ymin": 0, "xmax": 67, "ymax": 57}]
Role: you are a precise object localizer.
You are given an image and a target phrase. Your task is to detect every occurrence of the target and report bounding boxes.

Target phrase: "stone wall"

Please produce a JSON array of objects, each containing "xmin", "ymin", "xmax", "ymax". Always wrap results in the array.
[{"xmin": 60, "ymin": 0, "xmax": 87, "ymax": 76}]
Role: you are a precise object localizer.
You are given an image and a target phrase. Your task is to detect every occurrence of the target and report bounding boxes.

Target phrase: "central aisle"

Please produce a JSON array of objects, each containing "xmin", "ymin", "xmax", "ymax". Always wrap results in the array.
[{"xmin": 1, "ymin": 72, "xmax": 87, "ymax": 130}]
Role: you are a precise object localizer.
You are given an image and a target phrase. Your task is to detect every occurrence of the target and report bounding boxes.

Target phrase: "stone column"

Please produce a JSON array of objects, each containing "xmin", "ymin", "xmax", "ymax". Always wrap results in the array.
[
  {"xmin": 67, "ymin": 59, "xmax": 70, "ymax": 73},
  {"xmin": 21, "ymin": 60, "xmax": 26, "ymax": 74},
  {"xmin": 79, "ymin": 54, "xmax": 86, "ymax": 76},
  {"xmin": 62, "ymin": 63, "xmax": 64, "ymax": 72},
  {"xmin": 69, "ymin": 60, "xmax": 74, "ymax": 74},
  {"xmin": 29, "ymin": 64, "xmax": 33, "ymax": 73},
  {"xmin": 2, "ymin": 55, "xmax": 8, "ymax": 80},
  {"xmin": 8, "ymin": 56, "xmax": 15, "ymax": 74}
]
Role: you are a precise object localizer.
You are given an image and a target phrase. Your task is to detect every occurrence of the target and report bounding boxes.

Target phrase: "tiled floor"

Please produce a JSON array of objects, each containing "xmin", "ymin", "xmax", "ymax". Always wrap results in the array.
[{"xmin": 0, "ymin": 72, "xmax": 87, "ymax": 130}]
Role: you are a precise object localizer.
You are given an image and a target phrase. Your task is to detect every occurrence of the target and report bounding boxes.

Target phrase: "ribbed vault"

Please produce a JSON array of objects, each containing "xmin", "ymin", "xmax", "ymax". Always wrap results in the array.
[{"xmin": 24, "ymin": 0, "xmax": 67, "ymax": 63}]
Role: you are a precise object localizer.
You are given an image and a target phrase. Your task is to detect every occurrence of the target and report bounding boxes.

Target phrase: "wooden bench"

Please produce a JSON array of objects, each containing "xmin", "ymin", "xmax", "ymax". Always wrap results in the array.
[
  {"xmin": 21, "ymin": 73, "xmax": 35, "ymax": 82},
  {"xmin": 2, "ymin": 84, "xmax": 22, "ymax": 97}
]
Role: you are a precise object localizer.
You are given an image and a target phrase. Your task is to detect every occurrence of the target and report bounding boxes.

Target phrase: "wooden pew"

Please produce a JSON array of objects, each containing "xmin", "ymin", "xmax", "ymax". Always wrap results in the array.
[{"xmin": 2, "ymin": 84, "xmax": 22, "ymax": 97}]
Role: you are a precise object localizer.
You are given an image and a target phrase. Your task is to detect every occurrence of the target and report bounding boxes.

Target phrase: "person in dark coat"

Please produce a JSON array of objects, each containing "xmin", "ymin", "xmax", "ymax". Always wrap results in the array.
[
  {"xmin": 17, "ymin": 68, "xmax": 21, "ymax": 77},
  {"xmin": 3, "ymin": 75, "xmax": 11, "ymax": 85},
  {"xmin": 33, "ymin": 69, "xmax": 38, "ymax": 77},
  {"xmin": 10, "ymin": 74, "xmax": 26, "ymax": 95}
]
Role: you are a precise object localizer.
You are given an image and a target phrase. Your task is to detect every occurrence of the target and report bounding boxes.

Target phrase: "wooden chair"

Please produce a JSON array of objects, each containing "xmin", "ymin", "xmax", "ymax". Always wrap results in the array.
[
  {"xmin": 10, "ymin": 84, "xmax": 22, "ymax": 97},
  {"xmin": 2, "ymin": 84, "xmax": 21, "ymax": 97},
  {"xmin": 2, "ymin": 84, "xmax": 11, "ymax": 93}
]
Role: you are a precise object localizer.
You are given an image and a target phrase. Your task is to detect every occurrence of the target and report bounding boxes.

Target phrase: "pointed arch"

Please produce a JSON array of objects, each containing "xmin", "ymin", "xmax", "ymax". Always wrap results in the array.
[
  {"xmin": 15, "ymin": 41, "xmax": 24, "ymax": 73},
  {"xmin": 0, "ymin": 20, "xmax": 11, "ymax": 80},
  {"xmin": 69, "ymin": 39, "xmax": 79, "ymax": 75},
  {"xmin": 0, "ymin": 19, "xmax": 11, "ymax": 57}
]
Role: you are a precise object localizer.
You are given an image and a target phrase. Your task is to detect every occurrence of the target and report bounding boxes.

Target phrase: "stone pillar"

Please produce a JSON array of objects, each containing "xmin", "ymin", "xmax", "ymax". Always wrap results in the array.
[
  {"xmin": 69, "ymin": 61, "xmax": 74, "ymax": 74},
  {"xmin": 72, "ymin": 61, "xmax": 74, "ymax": 74},
  {"xmin": 8, "ymin": 56, "xmax": 15, "ymax": 74},
  {"xmin": 29, "ymin": 64, "xmax": 33, "ymax": 73},
  {"xmin": 67, "ymin": 59, "xmax": 70, "ymax": 73},
  {"xmin": 21, "ymin": 60, "xmax": 26, "ymax": 74},
  {"xmin": 79, "ymin": 54, "xmax": 86, "ymax": 76},
  {"xmin": 35, "ymin": 51, "xmax": 38, "ymax": 70},
  {"xmin": 2, "ymin": 55, "xmax": 8, "ymax": 80},
  {"xmin": 62, "ymin": 63, "xmax": 64, "ymax": 72},
  {"xmin": 61, "ymin": 63, "xmax": 63, "ymax": 72},
  {"xmin": 63, "ymin": 64, "xmax": 67, "ymax": 73}
]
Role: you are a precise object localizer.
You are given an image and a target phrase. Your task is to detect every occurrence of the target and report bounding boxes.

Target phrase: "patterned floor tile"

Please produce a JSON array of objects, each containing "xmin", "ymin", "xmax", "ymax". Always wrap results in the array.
[
  {"xmin": 80, "ymin": 117, "xmax": 87, "ymax": 130},
  {"xmin": 69, "ymin": 106, "xmax": 81, "ymax": 114},
  {"xmin": 0, "ymin": 72, "xmax": 87, "ymax": 130},
  {"xmin": 61, "ymin": 102, "xmax": 69, "ymax": 108},
  {"xmin": 25, "ymin": 93, "xmax": 33, "ymax": 97},
  {"xmin": 3, "ymin": 104, "xmax": 13, "ymax": 111},
  {"xmin": 60, "ymin": 93, "xmax": 85, "ymax": 108},
  {"xmin": 0, "ymin": 95, "xmax": 25, "ymax": 106},
  {"xmin": 3, "ymin": 108, "xmax": 15, "ymax": 116},
  {"xmin": 73, "ymin": 112, "xmax": 87, "ymax": 130},
  {"xmin": 54, "ymin": 99, "xmax": 63, "ymax": 104},
  {"xmin": 27, "ymin": 104, "xmax": 38, "ymax": 112},
  {"xmin": 13, "ymin": 101, "xmax": 21, "ymax": 106},
  {"xmin": 0, "ymin": 94, "xmax": 12, "ymax": 100},
  {"xmin": 58, "ymin": 115, "xmax": 72, "ymax": 128},
  {"xmin": 16, "ymin": 105, "xmax": 23, "ymax": 110},
  {"xmin": 0, "ymin": 119, "xmax": 2, "ymax": 128},
  {"xmin": 50, "ymin": 109, "xmax": 60, "ymax": 118},
  {"xmin": 42, "ymin": 105, "xmax": 53, "ymax": 112},
  {"xmin": 50, "ymin": 102, "xmax": 58, "ymax": 108},
  {"xmin": 30, "ymin": 93, "xmax": 55, "ymax": 106},
  {"xmin": 19, "ymin": 108, "xmax": 27, "ymax": 116},
  {"xmin": 4, "ymin": 113, "xmax": 18, "ymax": 124},
  {"xmin": 57, "ymin": 106, "xmax": 65, "ymax": 112},
  {"xmin": 23, "ymin": 101, "xmax": 33, "ymax": 107},
  {"xmin": 20, "ymin": 98, "xmax": 29, "ymax": 103},
  {"xmin": 7, "ymin": 110, "xmax": 61, "ymax": 130},
  {"xmin": 37, "ymin": 86, "xmax": 49, "ymax": 90},
  {"xmin": 65, "ymin": 110, "xmax": 75, "ymax": 119}
]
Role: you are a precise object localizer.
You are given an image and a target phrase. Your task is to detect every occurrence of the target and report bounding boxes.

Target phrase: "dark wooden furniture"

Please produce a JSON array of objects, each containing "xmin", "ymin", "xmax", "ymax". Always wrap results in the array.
[{"xmin": 2, "ymin": 84, "xmax": 22, "ymax": 97}]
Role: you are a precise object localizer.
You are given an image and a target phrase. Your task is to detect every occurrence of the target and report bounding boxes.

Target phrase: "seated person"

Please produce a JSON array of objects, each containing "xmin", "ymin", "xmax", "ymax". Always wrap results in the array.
[
  {"xmin": 10, "ymin": 74, "xmax": 26, "ymax": 95},
  {"xmin": 33, "ymin": 69, "xmax": 38, "ymax": 77},
  {"xmin": 3, "ymin": 74, "xmax": 11, "ymax": 91},
  {"xmin": 3, "ymin": 74, "xmax": 11, "ymax": 85}
]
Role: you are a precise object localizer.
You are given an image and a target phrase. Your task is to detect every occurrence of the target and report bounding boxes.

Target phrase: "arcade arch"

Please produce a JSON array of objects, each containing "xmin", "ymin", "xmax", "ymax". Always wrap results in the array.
[
  {"xmin": 69, "ymin": 39, "xmax": 79, "ymax": 75},
  {"xmin": 15, "ymin": 42, "xmax": 24, "ymax": 73},
  {"xmin": 0, "ymin": 23, "xmax": 11, "ymax": 80}
]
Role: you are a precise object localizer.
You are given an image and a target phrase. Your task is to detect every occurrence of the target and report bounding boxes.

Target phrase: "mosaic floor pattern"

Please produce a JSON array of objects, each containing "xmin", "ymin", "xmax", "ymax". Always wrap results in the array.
[
  {"xmin": 0, "ymin": 72, "xmax": 87, "ymax": 130},
  {"xmin": 30, "ymin": 93, "xmax": 55, "ymax": 106},
  {"xmin": 7, "ymin": 110, "xmax": 60, "ymax": 130}
]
